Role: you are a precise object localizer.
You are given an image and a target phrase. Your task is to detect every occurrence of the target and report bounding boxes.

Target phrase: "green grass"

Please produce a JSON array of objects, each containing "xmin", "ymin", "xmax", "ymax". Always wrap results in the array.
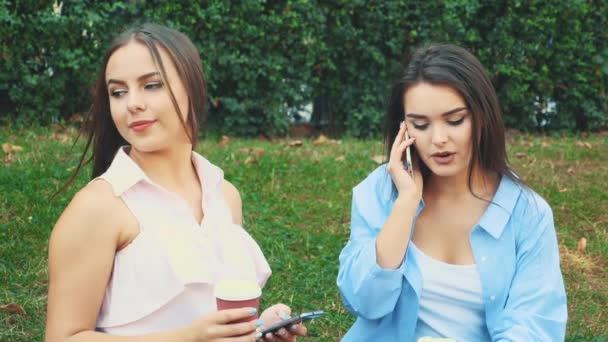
[{"xmin": 1, "ymin": 125, "xmax": 606, "ymax": 341}]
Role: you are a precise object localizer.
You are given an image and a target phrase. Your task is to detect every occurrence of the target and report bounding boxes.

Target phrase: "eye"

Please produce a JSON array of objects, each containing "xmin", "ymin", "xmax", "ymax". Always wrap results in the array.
[
  {"xmin": 109, "ymin": 89, "xmax": 127, "ymax": 98},
  {"xmin": 144, "ymin": 81, "xmax": 163, "ymax": 90},
  {"xmin": 447, "ymin": 116, "xmax": 465, "ymax": 126},
  {"xmin": 412, "ymin": 122, "xmax": 429, "ymax": 130}
]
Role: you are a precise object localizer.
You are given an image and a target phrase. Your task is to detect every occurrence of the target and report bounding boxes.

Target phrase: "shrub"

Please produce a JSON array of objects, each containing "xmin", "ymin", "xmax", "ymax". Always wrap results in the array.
[{"xmin": 0, "ymin": 0, "xmax": 606, "ymax": 135}]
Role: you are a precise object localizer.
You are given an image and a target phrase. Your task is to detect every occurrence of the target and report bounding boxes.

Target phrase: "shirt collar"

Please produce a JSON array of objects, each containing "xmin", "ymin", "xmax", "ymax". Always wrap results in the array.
[
  {"xmin": 105, "ymin": 146, "xmax": 149, "ymax": 196},
  {"xmin": 477, "ymin": 175, "xmax": 522, "ymax": 239},
  {"xmin": 106, "ymin": 146, "xmax": 221, "ymax": 197}
]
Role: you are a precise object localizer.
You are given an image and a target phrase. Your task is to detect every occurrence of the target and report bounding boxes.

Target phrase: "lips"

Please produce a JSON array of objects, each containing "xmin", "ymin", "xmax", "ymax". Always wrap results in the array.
[
  {"xmin": 431, "ymin": 151, "xmax": 455, "ymax": 165},
  {"xmin": 129, "ymin": 120, "xmax": 156, "ymax": 132}
]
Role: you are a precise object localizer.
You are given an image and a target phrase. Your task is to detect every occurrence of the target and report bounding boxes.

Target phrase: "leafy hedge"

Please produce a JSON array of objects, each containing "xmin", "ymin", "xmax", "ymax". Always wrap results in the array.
[{"xmin": 1, "ymin": 0, "xmax": 606, "ymax": 136}]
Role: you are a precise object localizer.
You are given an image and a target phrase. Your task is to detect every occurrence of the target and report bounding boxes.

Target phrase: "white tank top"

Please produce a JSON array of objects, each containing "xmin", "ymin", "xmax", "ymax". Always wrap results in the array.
[
  {"xmin": 411, "ymin": 242, "xmax": 491, "ymax": 341},
  {"xmin": 94, "ymin": 147, "xmax": 271, "ymax": 335}
]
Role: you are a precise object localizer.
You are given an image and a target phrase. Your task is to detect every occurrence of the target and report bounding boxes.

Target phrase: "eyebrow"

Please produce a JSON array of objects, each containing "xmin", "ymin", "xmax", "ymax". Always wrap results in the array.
[
  {"xmin": 107, "ymin": 72, "xmax": 161, "ymax": 86},
  {"xmin": 405, "ymin": 106, "xmax": 468, "ymax": 119}
]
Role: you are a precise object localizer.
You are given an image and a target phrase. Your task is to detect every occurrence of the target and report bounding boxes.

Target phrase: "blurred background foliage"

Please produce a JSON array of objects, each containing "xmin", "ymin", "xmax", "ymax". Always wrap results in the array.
[{"xmin": 1, "ymin": 0, "xmax": 606, "ymax": 137}]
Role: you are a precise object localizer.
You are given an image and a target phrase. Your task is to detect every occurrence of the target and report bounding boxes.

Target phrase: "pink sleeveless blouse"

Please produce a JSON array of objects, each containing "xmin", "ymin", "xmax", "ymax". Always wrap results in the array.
[{"xmin": 94, "ymin": 147, "xmax": 271, "ymax": 335}]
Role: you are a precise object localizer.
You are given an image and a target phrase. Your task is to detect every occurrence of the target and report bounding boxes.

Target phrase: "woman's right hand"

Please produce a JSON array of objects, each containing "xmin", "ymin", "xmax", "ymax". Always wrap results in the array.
[
  {"xmin": 386, "ymin": 121, "xmax": 423, "ymax": 200},
  {"xmin": 186, "ymin": 308, "xmax": 260, "ymax": 341}
]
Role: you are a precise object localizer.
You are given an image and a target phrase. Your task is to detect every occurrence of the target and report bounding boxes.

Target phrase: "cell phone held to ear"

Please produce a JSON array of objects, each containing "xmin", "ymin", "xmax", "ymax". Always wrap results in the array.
[
  {"xmin": 255, "ymin": 310, "xmax": 325, "ymax": 340},
  {"xmin": 404, "ymin": 129, "xmax": 414, "ymax": 177}
]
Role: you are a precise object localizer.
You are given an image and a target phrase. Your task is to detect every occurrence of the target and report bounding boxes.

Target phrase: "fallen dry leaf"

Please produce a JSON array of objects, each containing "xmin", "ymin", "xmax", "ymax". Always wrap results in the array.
[
  {"xmin": 244, "ymin": 156, "xmax": 257, "ymax": 165},
  {"xmin": 577, "ymin": 237, "xmax": 587, "ymax": 254},
  {"xmin": 2, "ymin": 143, "xmax": 23, "ymax": 153},
  {"xmin": 252, "ymin": 149, "xmax": 265, "ymax": 157},
  {"xmin": 287, "ymin": 140, "xmax": 303, "ymax": 147},
  {"xmin": 370, "ymin": 155, "xmax": 386, "ymax": 164},
  {"xmin": 239, "ymin": 147, "xmax": 250, "ymax": 154},
  {"xmin": 576, "ymin": 141, "xmax": 592, "ymax": 149},
  {"xmin": 515, "ymin": 152, "xmax": 527, "ymax": 158},
  {"xmin": 559, "ymin": 188, "xmax": 568, "ymax": 193},
  {"xmin": 219, "ymin": 135, "xmax": 230, "ymax": 147},
  {"xmin": 541, "ymin": 141, "xmax": 549, "ymax": 148},
  {"xmin": 567, "ymin": 168, "xmax": 575, "ymax": 175},
  {"xmin": 335, "ymin": 155, "xmax": 345, "ymax": 162},
  {"xmin": 313, "ymin": 134, "xmax": 329, "ymax": 145},
  {"xmin": 0, "ymin": 303, "xmax": 26, "ymax": 316}
]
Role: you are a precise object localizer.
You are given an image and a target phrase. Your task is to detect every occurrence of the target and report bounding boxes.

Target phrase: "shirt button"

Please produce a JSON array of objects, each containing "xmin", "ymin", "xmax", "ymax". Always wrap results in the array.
[{"xmin": 490, "ymin": 295, "xmax": 496, "ymax": 301}]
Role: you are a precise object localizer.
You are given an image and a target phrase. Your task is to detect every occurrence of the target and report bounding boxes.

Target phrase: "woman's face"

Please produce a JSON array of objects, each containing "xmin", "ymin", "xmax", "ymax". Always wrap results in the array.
[
  {"xmin": 404, "ymin": 82, "xmax": 473, "ymax": 179},
  {"xmin": 105, "ymin": 41, "xmax": 190, "ymax": 153}
]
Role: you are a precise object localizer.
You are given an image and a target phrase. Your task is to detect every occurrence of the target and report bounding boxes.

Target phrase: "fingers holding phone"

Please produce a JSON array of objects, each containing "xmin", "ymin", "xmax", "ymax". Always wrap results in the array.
[
  {"xmin": 258, "ymin": 317, "xmax": 307, "ymax": 342},
  {"xmin": 387, "ymin": 121, "xmax": 419, "ymax": 198},
  {"xmin": 257, "ymin": 309, "xmax": 322, "ymax": 341},
  {"xmin": 257, "ymin": 311, "xmax": 305, "ymax": 341}
]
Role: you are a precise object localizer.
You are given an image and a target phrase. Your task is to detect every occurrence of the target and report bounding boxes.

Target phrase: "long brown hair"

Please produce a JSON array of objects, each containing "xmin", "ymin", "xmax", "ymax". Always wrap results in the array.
[
  {"xmin": 60, "ymin": 23, "xmax": 207, "ymax": 193},
  {"xmin": 384, "ymin": 43, "xmax": 522, "ymax": 193}
]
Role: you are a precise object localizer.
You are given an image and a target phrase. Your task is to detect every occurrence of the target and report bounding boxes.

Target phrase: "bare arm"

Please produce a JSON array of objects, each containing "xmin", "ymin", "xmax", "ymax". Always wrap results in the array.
[
  {"xmin": 222, "ymin": 180, "xmax": 244, "ymax": 225},
  {"xmin": 375, "ymin": 197, "xmax": 419, "ymax": 268},
  {"xmin": 376, "ymin": 122, "xmax": 422, "ymax": 269}
]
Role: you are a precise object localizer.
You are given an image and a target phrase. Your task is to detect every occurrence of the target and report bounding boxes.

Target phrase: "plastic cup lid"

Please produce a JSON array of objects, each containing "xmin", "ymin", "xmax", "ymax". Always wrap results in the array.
[{"xmin": 214, "ymin": 279, "xmax": 261, "ymax": 301}]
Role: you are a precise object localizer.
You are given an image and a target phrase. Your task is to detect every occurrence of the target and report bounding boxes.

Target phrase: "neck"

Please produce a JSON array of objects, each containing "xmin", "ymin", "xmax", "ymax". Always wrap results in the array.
[
  {"xmin": 425, "ymin": 167, "xmax": 499, "ymax": 201},
  {"xmin": 129, "ymin": 143, "xmax": 197, "ymax": 190}
]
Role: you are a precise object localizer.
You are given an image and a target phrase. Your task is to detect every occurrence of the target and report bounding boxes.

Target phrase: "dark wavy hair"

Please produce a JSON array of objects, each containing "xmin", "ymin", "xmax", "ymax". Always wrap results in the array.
[
  {"xmin": 59, "ymin": 23, "xmax": 207, "ymax": 193},
  {"xmin": 384, "ymin": 43, "xmax": 521, "ymax": 192}
]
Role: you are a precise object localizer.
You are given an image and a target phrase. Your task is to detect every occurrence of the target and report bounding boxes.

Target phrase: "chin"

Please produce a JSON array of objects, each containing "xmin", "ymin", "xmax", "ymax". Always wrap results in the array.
[
  {"xmin": 127, "ymin": 138, "xmax": 168, "ymax": 153},
  {"xmin": 427, "ymin": 164, "xmax": 467, "ymax": 178}
]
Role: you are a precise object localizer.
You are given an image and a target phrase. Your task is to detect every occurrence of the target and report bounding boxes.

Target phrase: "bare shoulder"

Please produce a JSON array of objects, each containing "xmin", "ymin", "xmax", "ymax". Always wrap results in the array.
[
  {"xmin": 221, "ymin": 180, "xmax": 243, "ymax": 225},
  {"xmin": 50, "ymin": 179, "xmax": 126, "ymax": 249},
  {"xmin": 67, "ymin": 179, "xmax": 120, "ymax": 216}
]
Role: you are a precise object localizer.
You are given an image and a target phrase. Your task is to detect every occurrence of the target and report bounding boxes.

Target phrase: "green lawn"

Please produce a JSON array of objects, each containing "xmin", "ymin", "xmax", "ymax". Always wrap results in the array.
[{"xmin": 1, "ymin": 125, "xmax": 606, "ymax": 341}]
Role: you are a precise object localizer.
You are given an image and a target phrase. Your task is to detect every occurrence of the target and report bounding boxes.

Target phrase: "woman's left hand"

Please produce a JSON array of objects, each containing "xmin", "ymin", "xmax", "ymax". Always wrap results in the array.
[{"xmin": 258, "ymin": 303, "xmax": 307, "ymax": 341}]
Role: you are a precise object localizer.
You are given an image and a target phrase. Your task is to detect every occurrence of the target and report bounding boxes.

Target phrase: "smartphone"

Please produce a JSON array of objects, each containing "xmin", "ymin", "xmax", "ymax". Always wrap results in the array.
[
  {"xmin": 404, "ymin": 129, "xmax": 414, "ymax": 177},
  {"xmin": 256, "ymin": 310, "xmax": 325, "ymax": 340}
]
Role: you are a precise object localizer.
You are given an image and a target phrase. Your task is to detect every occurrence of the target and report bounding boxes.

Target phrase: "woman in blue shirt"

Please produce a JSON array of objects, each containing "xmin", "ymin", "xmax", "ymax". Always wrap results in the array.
[{"xmin": 337, "ymin": 44, "xmax": 567, "ymax": 341}]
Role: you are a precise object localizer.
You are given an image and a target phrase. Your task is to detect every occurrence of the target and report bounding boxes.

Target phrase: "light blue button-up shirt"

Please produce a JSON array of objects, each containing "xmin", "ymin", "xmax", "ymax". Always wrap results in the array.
[{"xmin": 337, "ymin": 165, "xmax": 567, "ymax": 341}]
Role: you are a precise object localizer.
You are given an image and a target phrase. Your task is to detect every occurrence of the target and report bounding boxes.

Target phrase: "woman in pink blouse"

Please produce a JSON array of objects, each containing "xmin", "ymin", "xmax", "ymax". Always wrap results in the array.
[{"xmin": 45, "ymin": 23, "xmax": 306, "ymax": 342}]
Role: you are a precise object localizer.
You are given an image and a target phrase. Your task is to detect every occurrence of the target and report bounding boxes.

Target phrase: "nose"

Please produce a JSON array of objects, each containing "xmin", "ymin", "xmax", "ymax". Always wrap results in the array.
[
  {"xmin": 126, "ymin": 90, "xmax": 146, "ymax": 114},
  {"xmin": 431, "ymin": 124, "xmax": 448, "ymax": 146}
]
